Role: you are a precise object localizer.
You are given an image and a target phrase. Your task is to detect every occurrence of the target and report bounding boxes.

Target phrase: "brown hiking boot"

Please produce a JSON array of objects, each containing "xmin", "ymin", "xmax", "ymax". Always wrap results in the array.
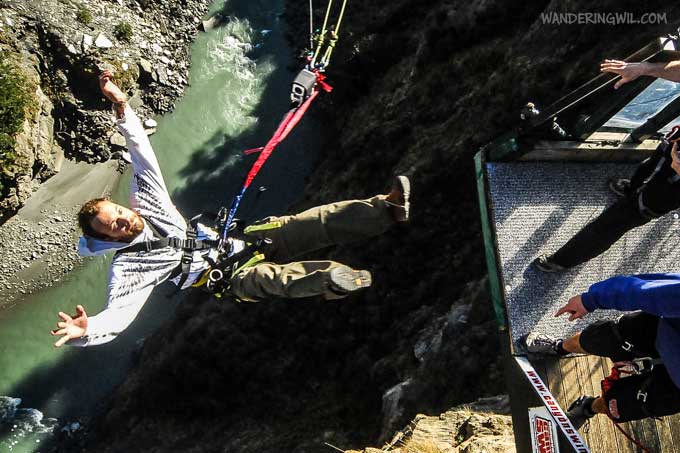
[
  {"xmin": 385, "ymin": 175, "xmax": 410, "ymax": 222},
  {"xmin": 328, "ymin": 266, "xmax": 372, "ymax": 295}
]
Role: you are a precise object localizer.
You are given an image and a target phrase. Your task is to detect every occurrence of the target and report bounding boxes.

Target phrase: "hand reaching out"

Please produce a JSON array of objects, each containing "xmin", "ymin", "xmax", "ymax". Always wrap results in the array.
[
  {"xmin": 600, "ymin": 59, "xmax": 648, "ymax": 89},
  {"xmin": 51, "ymin": 305, "xmax": 88, "ymax": 347},
  {"xmin": 555, "ymin": 295, "xmax": 588, "ymax": 321},
  {"xmin": 99, "ymin": 69, "xmax": 127, "ymax": 118}
]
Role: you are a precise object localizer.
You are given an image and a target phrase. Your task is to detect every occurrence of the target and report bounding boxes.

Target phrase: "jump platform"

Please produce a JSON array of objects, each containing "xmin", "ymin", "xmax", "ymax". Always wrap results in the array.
[
  {"xmin": 475, "ymin": 34, "xmax": 680, "ymax": 453},
  {"xmin": 480, "ymin": 156, "xmax": 680, "ymax": 452}
]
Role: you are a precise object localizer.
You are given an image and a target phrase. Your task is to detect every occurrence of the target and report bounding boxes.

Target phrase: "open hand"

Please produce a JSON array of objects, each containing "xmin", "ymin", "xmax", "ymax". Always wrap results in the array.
[
  {"xmin": 601, "ymin": 59, "xmax": 648, "ymax": 89},
  {"xmin": 555, "ymin": 295, "xmax": 588, "ymax": 321},
  {"xmin": 51, "ymin": 305, "xmax": 88, "ymax": 347}
]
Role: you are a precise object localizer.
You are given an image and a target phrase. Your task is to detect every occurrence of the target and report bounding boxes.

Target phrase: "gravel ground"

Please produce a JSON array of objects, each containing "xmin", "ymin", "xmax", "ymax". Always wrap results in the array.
[
  {"xmin": 0, "ymin": 205, "xmax": 82, "ymax": 306},
  {"xmin": 0, "ymin": 159, "xmax": 120, "ymax": 308}
]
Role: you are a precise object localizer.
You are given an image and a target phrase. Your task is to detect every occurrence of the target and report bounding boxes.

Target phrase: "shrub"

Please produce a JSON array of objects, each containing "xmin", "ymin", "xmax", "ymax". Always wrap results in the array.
[
  {"xmin": 114, "ymin": 22, "xmax": 133, "ymax": 42},
  {"xmin": 0, "ymin": 54, "xmax": 36, "ymax": 188},
  {"xmin": 76, "ymin": 6, "xmax": 93, "ymax": 25}
]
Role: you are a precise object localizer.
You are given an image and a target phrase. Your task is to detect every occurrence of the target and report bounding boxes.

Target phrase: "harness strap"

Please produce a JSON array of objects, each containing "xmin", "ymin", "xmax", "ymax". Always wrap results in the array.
[{"xmin": 118, "ymin": 237, "xmax": 219, "ymax": 254}]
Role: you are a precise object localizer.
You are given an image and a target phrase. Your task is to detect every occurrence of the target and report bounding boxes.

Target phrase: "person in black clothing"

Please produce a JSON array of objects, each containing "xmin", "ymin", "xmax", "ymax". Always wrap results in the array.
[
  {"xmin": 534, "ymin": 58, "xmax": 680, "ymax": 272},
  {"xmin": 534, "ymin": 136, "xmax": 680, "ymax": 271}
]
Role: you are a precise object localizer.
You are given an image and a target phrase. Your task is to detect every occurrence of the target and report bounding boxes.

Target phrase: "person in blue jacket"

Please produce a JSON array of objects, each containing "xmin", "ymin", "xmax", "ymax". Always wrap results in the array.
[{"xmin": 525, "ymin": 274, "xmax": 680, "ymax": 428}]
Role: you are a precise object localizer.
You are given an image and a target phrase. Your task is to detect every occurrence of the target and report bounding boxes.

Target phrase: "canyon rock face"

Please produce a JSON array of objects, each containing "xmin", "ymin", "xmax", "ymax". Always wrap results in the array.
[{"xmin": 0, "ymin": 0, "xmax": 211, "ymax": 221}]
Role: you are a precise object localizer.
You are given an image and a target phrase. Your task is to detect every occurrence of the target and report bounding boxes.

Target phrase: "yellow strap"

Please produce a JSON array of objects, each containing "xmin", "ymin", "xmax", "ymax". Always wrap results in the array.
[
  {"xmin": 191, "ymin": 270, "xmax": 211, "ymax": 288},
  {"xmin": 232, "ymin": 252, "xmax": 266, "ymax": 276},
  {"xmin": 243, "ymin": 221, "xmax": 282, "ymax": 234}
]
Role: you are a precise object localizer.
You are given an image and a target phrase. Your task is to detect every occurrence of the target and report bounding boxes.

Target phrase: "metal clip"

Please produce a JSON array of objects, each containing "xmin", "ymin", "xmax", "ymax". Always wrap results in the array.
[
  {"xmin": 636, "ymin": 390, "xmax": 648, "ymax": 403},
  {"xmin": 622, "ymin": 341, "xmax": 634, "ymax": 351}
]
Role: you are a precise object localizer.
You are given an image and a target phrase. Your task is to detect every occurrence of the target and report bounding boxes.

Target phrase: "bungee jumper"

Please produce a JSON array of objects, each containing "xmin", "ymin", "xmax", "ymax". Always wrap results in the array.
[{"xmin": 50, "ymin": 71, "xmax": 410, "ymax": 348}]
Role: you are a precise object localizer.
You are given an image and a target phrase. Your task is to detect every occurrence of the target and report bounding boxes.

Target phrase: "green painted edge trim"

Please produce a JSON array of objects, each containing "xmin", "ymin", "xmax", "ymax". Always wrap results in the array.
[
  {"xmin": 486, "ymin": 136, "xmax": 520, "ymax": 161},
  {"xmin": 475, "ymin": 150, "xmax": 507, "ymax": 328}
]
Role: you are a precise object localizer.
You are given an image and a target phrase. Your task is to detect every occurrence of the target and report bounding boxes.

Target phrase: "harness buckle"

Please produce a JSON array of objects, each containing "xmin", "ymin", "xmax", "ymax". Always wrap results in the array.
[
  {"xmin": 634, "ymin": 358, "xmax": 656, "ymax": 373},
  {"xmin": 622, "ymin": 341, "xmax": 634, "ymax": 352},
  {"xmin": 636, "ymin": 390, "xmax": 648, "ymax": 403}
]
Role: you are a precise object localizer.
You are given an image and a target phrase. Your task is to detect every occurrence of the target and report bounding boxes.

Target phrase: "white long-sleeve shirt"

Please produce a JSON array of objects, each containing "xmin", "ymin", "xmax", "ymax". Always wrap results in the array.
[{"xmin": 72, "ymin": 106, "xmax": 242, "ymax": 347}]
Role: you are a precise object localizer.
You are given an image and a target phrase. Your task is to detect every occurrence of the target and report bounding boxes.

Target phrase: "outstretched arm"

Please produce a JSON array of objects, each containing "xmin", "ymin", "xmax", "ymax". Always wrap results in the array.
[
  {"xmin": 100, "ymin": 70, "xmax": 173, "ymax": 209},
  {"xmin": 555, "ymin": 274, "xmax": 680, "ymax": 321},
  {"xmin": 601, "ymin": 59, "xmax": 680, "ymax": 89},
  {"xmin": 51, "ymin": 254, "xmax": 170, "ymax": 347}
]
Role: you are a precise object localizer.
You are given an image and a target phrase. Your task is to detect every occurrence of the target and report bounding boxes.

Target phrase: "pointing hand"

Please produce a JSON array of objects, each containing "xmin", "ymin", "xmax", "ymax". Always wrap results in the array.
[{"xmin": 555, "ymin": 295, "xmax": 588, "ymax": 321}]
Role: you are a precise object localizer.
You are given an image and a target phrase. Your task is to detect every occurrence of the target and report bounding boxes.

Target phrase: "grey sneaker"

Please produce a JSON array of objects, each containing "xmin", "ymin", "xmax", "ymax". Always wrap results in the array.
[
  {"xmin": 608, "ymin": 178, "xmax": 630, "ymax": 198},
  {"xmin": 385, "ymin": 175, "xmax": 410, "ymax": 222},
  {"xmin": 329, "ymin": 266, "xmax": 372, "ymax": 295},
  {"xmin": 524, "ymin": 332, "xmax": 562, "ymax": 355},
  {"xmin": 532, "ymin": 255, "xmax": 566, "ymax": 273},
  {"xmin": 567, "ymin": 395, "xmax": 596, "ymax": 430}
]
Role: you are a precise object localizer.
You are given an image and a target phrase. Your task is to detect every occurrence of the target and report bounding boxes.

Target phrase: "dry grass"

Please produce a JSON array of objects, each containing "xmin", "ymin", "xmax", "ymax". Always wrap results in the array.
[{"xmin": 403, "ymin": 439, "xmax": 444, "ymax": 453}]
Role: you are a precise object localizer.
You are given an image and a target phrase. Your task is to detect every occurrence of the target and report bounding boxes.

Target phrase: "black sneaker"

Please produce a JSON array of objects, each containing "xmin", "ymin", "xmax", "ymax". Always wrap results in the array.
[
  {"xmin": 532, "ymin": 255, "xmax": 566, "ymax": 273},
  {"xmin": 524, "ymin": 332, "xmax": 563, "ymax": 355},
  {"xmin": 329, "ymin": 266, "xmax": 372, "ymax": 295},
  {"xmin": 566, "ymin": 395, "xmax": 597, "ymax": 430},
  {"xmin": 608, "ymin": 178, "xmax": 630, "ymax": 198},
  {"xmin": 385, "ymin": 175, "xmax": 410, "ymax": 222}
]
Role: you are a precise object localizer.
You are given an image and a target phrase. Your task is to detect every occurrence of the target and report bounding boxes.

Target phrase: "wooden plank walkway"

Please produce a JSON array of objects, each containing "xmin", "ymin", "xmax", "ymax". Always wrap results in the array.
[{"xmin": 533, "ymin": 356, "xmax": 680, "ymax": 452}]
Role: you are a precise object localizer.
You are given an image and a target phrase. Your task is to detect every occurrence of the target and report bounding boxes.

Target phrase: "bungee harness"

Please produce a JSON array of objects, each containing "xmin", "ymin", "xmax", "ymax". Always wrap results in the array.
[
  {"xmin": 595, "ymin": 323, "xmax": 666, "ymax": 453},
  {"xmin": 115, "ymin": 214, "xmax": 269, "ymax": 296},
  {"xmin": 600, "ymin": 360, "xmax": 660, "ymax": 453}
]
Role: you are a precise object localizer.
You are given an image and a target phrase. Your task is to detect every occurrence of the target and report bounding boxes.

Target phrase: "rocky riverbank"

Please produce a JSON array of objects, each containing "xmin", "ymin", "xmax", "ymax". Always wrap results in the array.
[
  {"xmin": 0, "ymin": 205, "xmax": 81, "ymax": 304},
  {"xmin": 0, "ymin": 158, "xmax": 121, "ymax": 308},
  {"xmin": 0, "ymin": 0, "xmax": 212, "ymax": 221}
]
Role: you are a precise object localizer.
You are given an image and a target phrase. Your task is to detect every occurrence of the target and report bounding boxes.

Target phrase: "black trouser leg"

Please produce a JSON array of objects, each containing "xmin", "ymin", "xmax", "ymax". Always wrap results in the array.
[
  {"xmin": 551, "ymin": 197, "xmax": 649, "ymax": 268},
  {"xmin": 629, "ymin": 149, "xmax": 664, "ymax": 191},
  {"xmin": 579, "ymin": 313, "xmax": 680, "ymax": 422}
]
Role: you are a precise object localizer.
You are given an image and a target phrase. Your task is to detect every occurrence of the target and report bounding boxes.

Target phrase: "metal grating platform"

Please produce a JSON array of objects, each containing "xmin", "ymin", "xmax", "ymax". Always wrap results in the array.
[{"xmin": 487, "ymin": 161, "xmax": 680, "ymax": 347}]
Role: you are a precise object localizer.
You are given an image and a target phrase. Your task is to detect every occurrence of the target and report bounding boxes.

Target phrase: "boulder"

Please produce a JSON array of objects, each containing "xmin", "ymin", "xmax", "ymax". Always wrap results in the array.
[
  {"xmin": 137, "ymin": 58, "xmax": 156, "ymax": 84},
  {"xmin": 94, "ymin": 34, "xmax": 113, "ymax": 49},
  {"xmin": 82, "ymin": 34, "xmax": 93, "ymax": 51},
  {"xmin": 110, "ymin": 133, "xmax": 126, "ymax": 148},
  {"xmin": 143, "ymin": 118, "xmax": 157, "ymax": 128}
]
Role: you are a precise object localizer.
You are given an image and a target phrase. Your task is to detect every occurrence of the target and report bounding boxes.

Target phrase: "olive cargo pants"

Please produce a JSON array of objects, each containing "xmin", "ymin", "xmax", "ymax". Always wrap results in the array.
[{"xmin": 229, "ymin": 195, "xmax": 394, "ymax": 301}]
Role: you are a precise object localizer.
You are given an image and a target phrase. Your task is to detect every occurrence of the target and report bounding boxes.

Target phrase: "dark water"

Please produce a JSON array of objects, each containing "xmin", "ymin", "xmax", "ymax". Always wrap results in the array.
[{"xmin": 0, "ymin": 0, "xmax": 321, "ymax": 450}]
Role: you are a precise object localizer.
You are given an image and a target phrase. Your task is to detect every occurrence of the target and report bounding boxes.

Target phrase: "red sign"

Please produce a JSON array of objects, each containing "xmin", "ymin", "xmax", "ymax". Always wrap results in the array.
[{"xmin": 535, "ymin": 416, "xmax": 555, "ymax": 453}]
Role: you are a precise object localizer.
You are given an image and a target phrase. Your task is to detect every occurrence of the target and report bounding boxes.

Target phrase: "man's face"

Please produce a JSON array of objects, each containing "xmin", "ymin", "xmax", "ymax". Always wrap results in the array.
[{"xmin": 91, "ymin": 200, "xmax": 145, "ymax": 242}]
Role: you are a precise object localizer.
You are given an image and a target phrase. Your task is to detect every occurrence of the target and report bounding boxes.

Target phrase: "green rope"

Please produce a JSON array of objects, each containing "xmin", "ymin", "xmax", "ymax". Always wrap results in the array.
[{"xmin": 310, "ymin": 0, "xmax": 348, "ymax": 69}]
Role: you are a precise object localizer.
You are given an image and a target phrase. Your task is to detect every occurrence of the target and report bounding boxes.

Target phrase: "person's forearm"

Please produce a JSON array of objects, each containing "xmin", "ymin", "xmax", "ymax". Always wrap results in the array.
[
  {"xmin": 642, "ymin": 61, "xmax": 680, "ymax": 83},
  {"xmin": 582, "ymin": 274, "xmax": 680, "ymax": 317}
]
